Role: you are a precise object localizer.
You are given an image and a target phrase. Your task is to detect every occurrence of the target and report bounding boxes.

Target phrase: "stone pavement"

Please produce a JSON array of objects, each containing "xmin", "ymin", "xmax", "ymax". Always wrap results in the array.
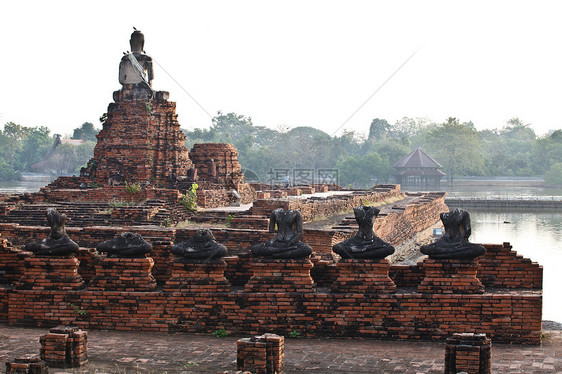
[{"xmin": 0, "ymin": 324, "xmax": 560, "ymax": 373}]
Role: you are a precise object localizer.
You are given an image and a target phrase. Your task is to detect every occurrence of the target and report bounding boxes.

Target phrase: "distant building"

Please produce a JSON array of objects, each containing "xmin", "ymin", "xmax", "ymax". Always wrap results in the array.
[{"xmin": 393, "ymin": 146, "xmax": 445, "ymax": 188}]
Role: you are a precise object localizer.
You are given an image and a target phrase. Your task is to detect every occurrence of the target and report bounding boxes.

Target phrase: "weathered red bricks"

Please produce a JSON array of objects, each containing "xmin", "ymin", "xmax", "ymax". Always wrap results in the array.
[
  {"xmin": 40, "ymin": 326, "xmax": 88, "ymax": 368},
  {"xmin": 237, "ymin": 333, "xmax": 284, "ymax": 374}
]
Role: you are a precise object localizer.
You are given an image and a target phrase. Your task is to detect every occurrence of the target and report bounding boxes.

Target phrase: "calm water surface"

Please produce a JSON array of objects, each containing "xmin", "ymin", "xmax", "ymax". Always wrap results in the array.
[{"xmin": 468, "ymin": 209, "xmax": 561, "ymax": 323}]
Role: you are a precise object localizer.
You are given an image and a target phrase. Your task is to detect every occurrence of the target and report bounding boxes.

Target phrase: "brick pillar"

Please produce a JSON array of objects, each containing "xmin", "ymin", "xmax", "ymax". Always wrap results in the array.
[
  {"xmin": 40, "ymin": 326, "xmax": 88, "ymax": 368},
  {"xmin": 163, "ymin": 258, "xmax": 230, "ymax": 292},
  {"xmin": 5, "ymin": 356, "xmax": 48, "ymax": 374},
  {"xmin": 418, "ymin": 259, "xmax": 484, "ymax": 294},
  {"xmin": 331, "ymin": 259, "xmax": 396, "ymax": 293},
  {"xmin": 245, "ymin": 258, "xmax": 315, "ymax": 293},
  {"xmin": 237, "ymin": 333, "xmax": 284, "ymax": 374},
  {"xmin": 89, "ymin": 257, "xmax": 156, "ymax": 291},
  {"xmin": 16, "ymin": 256, "xmax": 84, "ymax": 290},
  {"xmin": 445, "ymin": 333, "xmax": 491, "ymax": 374}
]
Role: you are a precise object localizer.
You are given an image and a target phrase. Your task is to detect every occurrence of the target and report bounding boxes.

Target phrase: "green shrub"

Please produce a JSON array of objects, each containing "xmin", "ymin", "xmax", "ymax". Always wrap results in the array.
[
  {"xmin": 180, "ymin": 183, "xmax": 198, "ymax": 211},
  {"xmin": 125, "ymin": 182, "xmax": 141, "ymax": 195},
  {"xmin": 289, "ymin": 330, "xmax": 301, "ymax": 338},
  {"xmin": 212, "ymin": 328, "xmax": 228, "ymax": 338}
]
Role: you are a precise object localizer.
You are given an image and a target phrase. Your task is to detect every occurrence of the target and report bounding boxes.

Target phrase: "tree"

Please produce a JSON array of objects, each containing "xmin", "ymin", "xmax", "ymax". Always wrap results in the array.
[
  {"xmin": 545, "ymin": 162, "xmax": 562, "ymax": 186},
  {"xmin": 2, "ymin": 122, "xmax": 29, "ymax": 169},
  {"xmin": 533, "ymin": 129, "xmax": 562, "ymax": 176},
  {"xmin": 369, "ymin": 138, "xmax": 411, "ymax": 166},
  {"xmin": 74, "ymin": 141, "xmax": 96, "ymax": 173},
  {"xmin": 495, "ymin": 118, "xmax": 537, "ymax": 175},
  {"xmin": 336, "ymin": 152, "xmax": 390, "ymax": 187},
  {"xmin": 390, "ymin": 117, "xmax": 431, "ymax": 141},
  {"xmin": 424, "ymin": 117, "xmax": 483, "ymax": 186},
  {"xmin": 368, "ymin": 118, "xmax": 390, "ymax": 143},
  {"xmin": 72, "ymin": 122, "xmax": 99, "ymax": 142},
  {"xmin": 19, "ymin": 126, "xmax": 51, "ymax": 170},
  {"xmin": 211, "ymin": 112, "xmax": 254, "ymax": 143}
]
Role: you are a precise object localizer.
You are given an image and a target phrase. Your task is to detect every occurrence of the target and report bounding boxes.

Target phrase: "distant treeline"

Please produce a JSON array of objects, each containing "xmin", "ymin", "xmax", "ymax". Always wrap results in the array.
[
  {"xmin": 3, "ymin": 114, "xmax": 561, "ymax": 188},
  {"xmin": 183, "ymin": 113, "xmax": 562, "ymax": 187}
]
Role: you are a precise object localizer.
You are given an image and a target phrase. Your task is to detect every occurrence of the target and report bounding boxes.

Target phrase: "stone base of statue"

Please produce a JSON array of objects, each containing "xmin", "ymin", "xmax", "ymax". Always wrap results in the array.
[
  {"xmin": 89, "ymin": 257, "xmax": 156, "ymax": 291},
  {"xmin": 418, "ymin": 259, "xmax": 484, "ymax": 294},
  {"xmin": 331, "ymin": 259, "xmax": 396, "ymax": 293},
  {"xmin": 16, "ymin": 256, "xmax": 84, "ymax": 291},
  {"xmin": 245, "ymin": 258, "xmax": 315, "ymax": 293},
  {"xmin": 163, "ymin": 259, "xmax": 230, "ymax": 292}
]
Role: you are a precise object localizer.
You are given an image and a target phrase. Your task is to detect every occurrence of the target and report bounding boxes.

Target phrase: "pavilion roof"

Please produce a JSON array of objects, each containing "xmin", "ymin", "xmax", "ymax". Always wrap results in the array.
[{"xmin": 393, "ymin": 146, "xmax": 443, "ymax": 169}]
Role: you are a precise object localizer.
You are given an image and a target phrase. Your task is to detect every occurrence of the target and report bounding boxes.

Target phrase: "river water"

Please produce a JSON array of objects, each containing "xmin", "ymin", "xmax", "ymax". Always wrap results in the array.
[
  {"xmin": 2, "ymin": 181, "xmax": 561, "ymax": 322},
  {"xmin": 468, "ymin": 209, "xmax": 561, "ymax": 322}
]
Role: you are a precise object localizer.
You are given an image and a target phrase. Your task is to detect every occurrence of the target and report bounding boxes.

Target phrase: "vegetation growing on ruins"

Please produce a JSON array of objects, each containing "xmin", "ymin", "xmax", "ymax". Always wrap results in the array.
[
  {"xmin": 179, "ymin": 183, "xmax": 198, "ymax": 211},
  {"xmin": 289, "ymin": 330, "xmax": 301, "ymax": 338},
  {"xmin": 211, "ymin": 328, "xmax": 229, "ymax": 338},
  {"xmin": 125, "ymin": 182, "xmax": 141, "ymax": 195}
]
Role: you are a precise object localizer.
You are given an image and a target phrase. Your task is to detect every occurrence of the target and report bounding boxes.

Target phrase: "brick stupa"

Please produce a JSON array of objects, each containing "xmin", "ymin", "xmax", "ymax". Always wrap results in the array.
[{"xmin": 80, "ymin": 29, "xmax": 192, "ymax": 187}]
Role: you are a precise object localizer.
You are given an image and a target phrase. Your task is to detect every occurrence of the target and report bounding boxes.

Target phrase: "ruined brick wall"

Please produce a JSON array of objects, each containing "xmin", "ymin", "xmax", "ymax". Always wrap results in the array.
[
  {"xmin": 389, "ymin": 264, "xmax": 425, "ymax": 288},
  {"xmin": 0, "ymin": 232, "xmax": 543, "ymax": 344},
  {"xmin": 250, "ymin": 186, "xmax": 401, "ymax": 221},
  {"xmin": 188, "ymin": 143, "xmax": 255, "ymax": 208},
  {"xmin": 388, "ymin": 242, "xmax": 543, "ymax": 289},
  {"xmin": 0, "ymin": 288, "xmax": 7, "ymax": 322},
  {"xmin": 86, "ymin": 99, "xmax": 192, "ymax": 186},
  {"xmin": 0, "ymin": 239, "xmax": 27, "ymax": 284},
  {"xmin": 189, "ymin": 143, "xmax": 244, "ymax": 184},
  {"xmin": 40, "ymin": 186, "xmax": 181, "ymax": 204},
  {"xmin": 4, "ymin": 288, "xmax": 541, "ymax": 344},
  {"xmin": 478, "ymin": 242, "xmax": 543, "ymax": 289},
  {"xmin": 374, "ymin": 192, "xmax": 448, "ymax": 246},
  {"xmin": 196, "ymin": 188, "xmax": 235, "ymax": 208},
  {"xmin": 44, "ymin": 176, "xmax": 91, "ymax": 190},
  {"xmin": 303, "ymin": 230, "xmax": 352, "ymax": 259}
]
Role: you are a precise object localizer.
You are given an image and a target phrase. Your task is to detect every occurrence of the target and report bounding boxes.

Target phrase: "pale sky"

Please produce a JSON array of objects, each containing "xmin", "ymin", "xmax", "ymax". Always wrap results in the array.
[{"xmin": 1, "ymin": 0, "xmax": 561, "ymax": 137}]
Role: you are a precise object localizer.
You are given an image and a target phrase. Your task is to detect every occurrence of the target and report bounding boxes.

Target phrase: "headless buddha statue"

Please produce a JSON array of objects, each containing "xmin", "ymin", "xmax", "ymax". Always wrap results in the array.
[
  {"xmin": 170, "ymin": 229, "xmax": 228, "ymax": 260},
  {"xmin": 332, "ymin": 206, "xmax": 395, "ymax": 260},
  {"xmin": 96, "ymin": 232, "xmax": 152, "ymax": 258},
  {"xmin": 420, "ymin": 208, "xmax": 485, "ymax": 260},
  {"xmin": 251, "ymin": 208, "xmax": 312, "ymax": 259},
  {"xmin": 24, "ymin": 208, "xmax": 79, "ymax": 256}
]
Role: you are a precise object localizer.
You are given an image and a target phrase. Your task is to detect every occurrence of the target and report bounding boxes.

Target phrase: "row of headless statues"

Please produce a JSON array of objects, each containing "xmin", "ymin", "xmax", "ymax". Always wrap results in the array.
[{"xmin": 24, "ymin": 206, "xmax": 485, "ymax": 261}]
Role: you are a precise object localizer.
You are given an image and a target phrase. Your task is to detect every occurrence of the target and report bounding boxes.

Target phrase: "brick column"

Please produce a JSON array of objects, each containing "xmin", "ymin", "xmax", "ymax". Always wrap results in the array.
[
  {"xmin": 16, "ymin": 256, "xmax": 84, "ymax": 290},
  {"xmin": 445, "ymin": 333, "xmax": 491, "ymax": 374},
  {"xmin": 418, "ymin": 259, "xmax": 484, "ymax": 294},
  {"xmin": 237, "ymin": 333, "xmax": 284, "ymax": 374},
  {"xmin": 331, "ymin": 259, "xmax": 396, "ymax": 293},
  {"xmin": 40, "ymin": 326, "xmax": 88, "ymax": 368},
  {"xmin": 245, "ymin": 258, "xmax": 315, "ymax": 293},
  {"xmin": 163, "ymin": 259, "xmax": 230, "ymax": 292},
  {"xmin": 89, "ymin": 257, "xmax": 156, "ymax": 291}
]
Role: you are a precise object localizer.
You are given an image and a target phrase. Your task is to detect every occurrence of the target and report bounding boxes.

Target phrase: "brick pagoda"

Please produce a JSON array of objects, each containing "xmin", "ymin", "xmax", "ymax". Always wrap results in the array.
[
  {"xmin": 83, "ymin": 99, "xmax": 192, "ymax": 187},
  {"xmin": 80, "ymin": 29, "xmax": 192, "ymax": 187}
]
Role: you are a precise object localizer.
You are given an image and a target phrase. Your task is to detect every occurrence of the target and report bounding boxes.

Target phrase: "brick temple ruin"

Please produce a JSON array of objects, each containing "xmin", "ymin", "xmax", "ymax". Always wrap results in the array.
[{"xmin": 0, "ymin": 31, "xmax": 543, "ymax": 345}]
